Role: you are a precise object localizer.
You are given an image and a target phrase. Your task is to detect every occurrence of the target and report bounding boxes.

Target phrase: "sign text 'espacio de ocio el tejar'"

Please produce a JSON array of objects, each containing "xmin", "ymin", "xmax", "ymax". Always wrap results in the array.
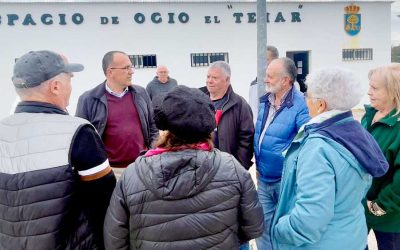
[{"xmin": 0, "ymin": 10, "xmax": 302, "ymax": 26}]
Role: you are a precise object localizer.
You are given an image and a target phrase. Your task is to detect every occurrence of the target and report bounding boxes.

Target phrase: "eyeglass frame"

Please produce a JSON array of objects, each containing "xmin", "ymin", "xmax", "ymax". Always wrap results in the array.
[{"xmin": 109, "ymin": 65, "xmax": 134, "ymax": 71}]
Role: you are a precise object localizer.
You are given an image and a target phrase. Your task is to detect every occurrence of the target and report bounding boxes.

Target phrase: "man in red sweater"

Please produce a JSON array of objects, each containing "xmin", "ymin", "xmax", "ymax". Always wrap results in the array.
[{"xmin": 76, "ymin": 51, "xmax": 158, "ymax": 178}]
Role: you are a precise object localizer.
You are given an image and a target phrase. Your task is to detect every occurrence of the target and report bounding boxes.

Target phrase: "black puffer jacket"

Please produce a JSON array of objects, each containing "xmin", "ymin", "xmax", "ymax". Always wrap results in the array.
[
  {"xmin": 0, "ymin": 113, "xmax": 98, "ymax": 250},
  {"xmin": 104, "ymin": 149, "xmax": 264, "ymax": 249}
]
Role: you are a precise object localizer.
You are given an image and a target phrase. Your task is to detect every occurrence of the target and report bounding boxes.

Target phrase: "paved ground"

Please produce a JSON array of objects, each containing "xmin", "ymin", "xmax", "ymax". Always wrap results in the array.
[
  {"xmin": 249, "ymin": 237, "xmax": 377, "ymax": 250},
  {"xmin": 248, "ymin": 108, "xmax": 378, "ymax": 249}
]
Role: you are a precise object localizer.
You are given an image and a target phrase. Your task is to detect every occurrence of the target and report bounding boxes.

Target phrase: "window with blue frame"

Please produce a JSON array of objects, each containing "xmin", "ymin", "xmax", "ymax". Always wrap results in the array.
[
  {"xmin": 129, "ymin": 54, "xmax": 157, "ymax": 68},
  {"xmin": 191, "ymin": 52, "xmax": 229, "ymax": 67}
]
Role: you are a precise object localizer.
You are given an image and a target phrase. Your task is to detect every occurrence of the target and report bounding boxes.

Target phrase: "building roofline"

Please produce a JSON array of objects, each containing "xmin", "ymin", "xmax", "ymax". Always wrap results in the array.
[{"xmin": 0, "ymin": 0, "xmax": 395, "ymax": 3}]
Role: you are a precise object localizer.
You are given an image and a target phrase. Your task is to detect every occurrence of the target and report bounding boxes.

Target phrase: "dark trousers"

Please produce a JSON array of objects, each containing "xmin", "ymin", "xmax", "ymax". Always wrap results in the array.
[{"xmin": 367, "ymin": 230, "xmax": 400, "ymax": 250}]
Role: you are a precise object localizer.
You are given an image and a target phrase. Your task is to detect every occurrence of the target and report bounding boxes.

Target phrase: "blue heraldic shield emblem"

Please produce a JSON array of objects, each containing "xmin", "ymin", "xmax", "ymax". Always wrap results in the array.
[{"xmin": 344, "ymin": 5, "xmax": 361, "ymax": 36}]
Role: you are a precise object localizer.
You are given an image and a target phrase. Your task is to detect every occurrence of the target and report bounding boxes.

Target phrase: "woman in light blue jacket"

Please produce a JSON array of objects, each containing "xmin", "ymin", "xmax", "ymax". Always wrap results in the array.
[{"xmin": 271, "ymin": 67, "xmax": 389, "ymax": 250}]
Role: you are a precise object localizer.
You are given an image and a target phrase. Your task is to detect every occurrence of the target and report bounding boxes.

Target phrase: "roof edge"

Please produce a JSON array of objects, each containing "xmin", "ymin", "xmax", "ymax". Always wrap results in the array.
[{"xmin": 0, "ymin": 0, "xmax": 395, "ymax": 3}]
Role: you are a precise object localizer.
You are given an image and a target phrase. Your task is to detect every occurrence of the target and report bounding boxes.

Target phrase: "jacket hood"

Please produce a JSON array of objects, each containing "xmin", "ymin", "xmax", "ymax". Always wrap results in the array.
[
  {"xmin": 304, "ymin": 111, "xmax": 388, "ymax": 177},
  {"xmin": 136, "ymin": 149, "xmax": 220, "ymax": 200}
]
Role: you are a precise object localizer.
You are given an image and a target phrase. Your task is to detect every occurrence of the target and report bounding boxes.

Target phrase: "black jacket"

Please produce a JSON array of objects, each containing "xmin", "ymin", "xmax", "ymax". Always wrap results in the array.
[
  {"xmin": 104, "ymin": 149, "xmax": 264, "ymax": 249},
  {"xmin": 201, "ymin": 85, "xmax": 255, "ymax": 169},
  {"xmin": 76, "ymin": 82, "xmax": 158, "ymax": 148}
]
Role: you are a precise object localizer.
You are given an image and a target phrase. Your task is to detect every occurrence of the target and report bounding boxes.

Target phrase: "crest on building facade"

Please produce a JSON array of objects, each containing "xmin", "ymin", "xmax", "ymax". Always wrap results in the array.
[{"xmin": 344, "ymin": 4, "xmax": 361, "ymax": 36}]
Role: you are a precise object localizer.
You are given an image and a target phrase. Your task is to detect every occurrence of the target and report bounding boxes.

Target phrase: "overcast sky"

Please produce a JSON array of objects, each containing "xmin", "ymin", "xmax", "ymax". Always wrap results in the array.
[{"xmin": 393, "ymin": 1, "xmax": 400, "ymax": 45}]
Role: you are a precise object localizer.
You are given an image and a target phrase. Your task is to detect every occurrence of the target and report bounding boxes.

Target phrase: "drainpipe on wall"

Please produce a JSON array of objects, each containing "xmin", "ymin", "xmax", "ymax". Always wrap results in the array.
[{"xmin": 257, "ymin": 0, "xmax": 267, "ymax": 102}]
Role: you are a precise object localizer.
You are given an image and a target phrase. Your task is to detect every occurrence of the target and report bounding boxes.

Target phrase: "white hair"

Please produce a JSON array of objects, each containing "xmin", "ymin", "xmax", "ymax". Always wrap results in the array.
[
  {"xmin": 267, "ymin": 45, "xmax": 279, "ymax": 59},
  {"xmin": 15, "ymin": 73, "xmax": 64, "ymax": 98},
  {"xmin": 305, "ymin": 67, "xmax": 363, "ymax": 110},
  {"xmin": 209, "ymin": 61, "xmax": 231, "ymax": 78}
]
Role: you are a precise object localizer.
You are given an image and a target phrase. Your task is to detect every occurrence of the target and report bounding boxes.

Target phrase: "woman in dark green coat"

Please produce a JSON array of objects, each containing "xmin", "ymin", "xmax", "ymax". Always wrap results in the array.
[{"xmin": 362, "ymin": 63, "xmax": 400, "ymax": 250}]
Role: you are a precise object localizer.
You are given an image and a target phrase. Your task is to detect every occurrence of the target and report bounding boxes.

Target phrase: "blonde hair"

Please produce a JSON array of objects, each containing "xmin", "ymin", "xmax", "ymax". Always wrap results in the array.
[{"xmin": 368, "ymin": 63, "xmax": 400, "ymax": 115}]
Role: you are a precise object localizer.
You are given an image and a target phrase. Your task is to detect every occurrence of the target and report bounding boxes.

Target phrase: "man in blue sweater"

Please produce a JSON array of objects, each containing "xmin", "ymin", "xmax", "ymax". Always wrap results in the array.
[{"xmin": 253, "ymin": 57, "xmax": 310, "ymax": 249}]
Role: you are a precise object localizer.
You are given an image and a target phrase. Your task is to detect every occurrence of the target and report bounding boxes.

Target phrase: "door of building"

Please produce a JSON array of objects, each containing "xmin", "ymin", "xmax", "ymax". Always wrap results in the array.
[{"xmin": 286, "ymin": 51, "xmax": 309, "ymax": 93}]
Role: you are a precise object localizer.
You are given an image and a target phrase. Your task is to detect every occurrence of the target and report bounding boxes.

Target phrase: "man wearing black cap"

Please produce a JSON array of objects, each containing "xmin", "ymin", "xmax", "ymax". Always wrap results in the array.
[{"xmin": 0, "ymin": 50, "xmax": 116, "ymax": 250}]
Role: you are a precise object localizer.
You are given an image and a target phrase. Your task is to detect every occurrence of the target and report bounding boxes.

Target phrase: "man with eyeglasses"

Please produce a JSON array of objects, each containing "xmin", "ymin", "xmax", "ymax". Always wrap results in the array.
[
  {"xmin": 0, "ymin": 50, "xmax": 116, "ymax": 249},
  {"xmin": 76, "ymin": 51, "xmax": 158, "ymax": 178}
]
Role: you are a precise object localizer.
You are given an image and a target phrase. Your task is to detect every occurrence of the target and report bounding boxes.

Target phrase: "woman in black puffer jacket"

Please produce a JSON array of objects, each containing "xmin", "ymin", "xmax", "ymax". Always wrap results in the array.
[{"xmin": 104, "ymin": 86, "xmax": 264, "ymax": 250}]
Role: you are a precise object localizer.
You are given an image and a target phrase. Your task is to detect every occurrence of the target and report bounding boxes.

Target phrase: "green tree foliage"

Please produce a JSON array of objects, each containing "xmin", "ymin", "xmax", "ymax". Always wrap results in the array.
[{"xmin": 392, "ymin": 45, "xmax": 400, "ymax": 62}]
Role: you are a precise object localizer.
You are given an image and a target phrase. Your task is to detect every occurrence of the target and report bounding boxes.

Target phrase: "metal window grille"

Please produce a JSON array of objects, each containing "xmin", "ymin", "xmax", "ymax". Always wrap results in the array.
[
  {"xmin": 129, "ymin": 54, "xmax": 157, "ymax": 68},
  {"xmin": 342, "ymin": 48, "xmax": 373, "ymax": 61},
  {"xmin": 191, "ymin": 52, "xmax": 229, "ymax": 67}
]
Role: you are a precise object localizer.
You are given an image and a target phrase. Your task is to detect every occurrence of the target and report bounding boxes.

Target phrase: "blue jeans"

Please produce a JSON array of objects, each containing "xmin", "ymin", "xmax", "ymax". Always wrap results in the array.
[
  {"xmin": 256, "ymin": 179, "xmax": 281, "ymax": 250},
  {"xmin": 239, "ymin": 242, "xmax": 249, "ymax": 250},
  {"xmin": 368, "ymin": 230, "xmax": 400, "ymax": 250}
]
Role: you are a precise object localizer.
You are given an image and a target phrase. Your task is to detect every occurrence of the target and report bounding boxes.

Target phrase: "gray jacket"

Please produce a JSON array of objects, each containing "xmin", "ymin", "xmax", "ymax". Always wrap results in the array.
[
  {"xmin": 76, "ymin": 82, "xmax": 158, "ymax": 148},
  {"xmin": 104, "ymin": 149, "xmax": 264, "ymax": 250},
  {"xmin": 0, "ymin": 113, "xmax": 97, "ymax": 250},
  {"xmin": 146, "ymin": 76, "xmax": 178, "ymax": 100}
]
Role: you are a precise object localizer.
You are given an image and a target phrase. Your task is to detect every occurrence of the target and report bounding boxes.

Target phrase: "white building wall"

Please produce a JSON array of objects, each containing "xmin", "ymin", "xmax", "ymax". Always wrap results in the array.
[{"xmin": 0, "ymin": 1, "xmax": 392, "ymax": 117}]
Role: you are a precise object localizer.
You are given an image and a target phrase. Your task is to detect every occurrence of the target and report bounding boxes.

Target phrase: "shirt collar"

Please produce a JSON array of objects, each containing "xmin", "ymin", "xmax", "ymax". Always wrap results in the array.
[
  {"xmin": 105, "ymin": 82, "xmax": 129, "ymax": 98},
  {"xmin": 292, "ymin": 109, "xmax": 346, "ymax": 141},
  {"xmin": 298, "ymin": 110, "xmax": 347, "ymax": 134},
  {"xmin": 268, "ymin": 87, "xmax": 292, "ymax": 107},
  {"xmin": 364, "ymin": 105, "xmax": 400, "ymax": 126}
]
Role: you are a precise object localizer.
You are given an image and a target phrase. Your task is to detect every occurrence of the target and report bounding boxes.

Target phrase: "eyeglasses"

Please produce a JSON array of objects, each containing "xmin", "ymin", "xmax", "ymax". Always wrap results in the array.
[{"xmin": 109, "ymin": 65, "xmax": 134, "ymax": 71}]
